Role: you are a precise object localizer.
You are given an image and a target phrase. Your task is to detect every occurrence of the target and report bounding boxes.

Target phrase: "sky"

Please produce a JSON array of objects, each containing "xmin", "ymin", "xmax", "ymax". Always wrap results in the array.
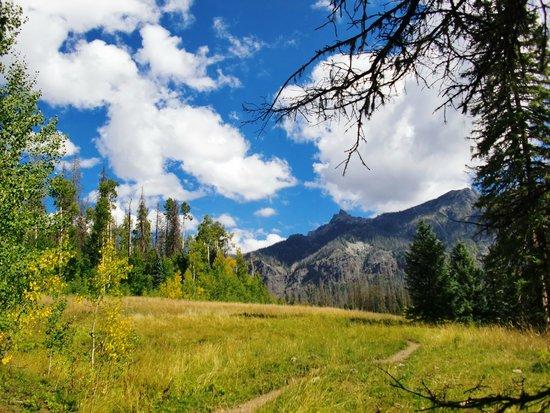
[{"xmin": 9, "ymin": 0, "xmax": 473, "ymax": 252}]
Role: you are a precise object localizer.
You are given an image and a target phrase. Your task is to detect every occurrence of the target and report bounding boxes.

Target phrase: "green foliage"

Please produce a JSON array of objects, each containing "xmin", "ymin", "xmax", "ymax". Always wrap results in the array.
[
  {"xmin": 470, "ymin": 0, "xmax": 549, "ymax": 328},
  {"xmin": 448, "ymin": 243, "xmax": 487, "ymax": 323},
  {"xmin": 86, "ymin": 177, "xmax": 117, "ymax": 267},
  {"xmin": 164, "ymin": 198, "xmax": 182, "ymax": 258},
  {"xmin": 404, "ymin": 222, "xmax": 454, "ymax": 322},
  {"xmin": 0, "ymin": 4, "xmax": 66, "ymax": 361},
  {"xmin": 0, "ymin": 1, "xmax": 22, "ymax": 63},
  {"xmin": 43, "ymin": 299, "xmax": 73, "ymax": 375},
  {"xmin": 133, "ymin": 192, "xmax": 151, "ymax": 256}
]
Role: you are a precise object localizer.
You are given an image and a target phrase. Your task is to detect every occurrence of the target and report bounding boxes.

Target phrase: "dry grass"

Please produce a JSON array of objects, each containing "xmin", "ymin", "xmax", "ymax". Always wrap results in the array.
[{"xmin": 1, "ymin": 296, "xmax": 548, "ymax": 412}]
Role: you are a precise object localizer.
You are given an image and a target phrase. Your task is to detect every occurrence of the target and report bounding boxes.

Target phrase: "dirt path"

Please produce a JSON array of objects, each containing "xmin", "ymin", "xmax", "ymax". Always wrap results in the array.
[
  {"xmin": 377, "ymin": 340, "xmax": 420, "ymax": 364},
  {"xmin": 219, "ymin": 386, "xmax": 288, "ymax": 413},
  {"xmin": 219, "ymin": 341, "xmax": 420, "ymax": 412}
]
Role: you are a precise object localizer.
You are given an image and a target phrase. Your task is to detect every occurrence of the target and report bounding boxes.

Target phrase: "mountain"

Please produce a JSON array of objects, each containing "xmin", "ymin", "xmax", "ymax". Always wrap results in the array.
[{"xmin": 247, "ymin": 188, "xmax": 491, "ymax": 302}]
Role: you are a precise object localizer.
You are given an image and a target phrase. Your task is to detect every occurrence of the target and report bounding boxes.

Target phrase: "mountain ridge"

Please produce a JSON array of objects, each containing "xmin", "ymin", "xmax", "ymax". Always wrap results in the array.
[{"xmin": 247, "ymin": 188, "xmax": 489, "ymax": 299}]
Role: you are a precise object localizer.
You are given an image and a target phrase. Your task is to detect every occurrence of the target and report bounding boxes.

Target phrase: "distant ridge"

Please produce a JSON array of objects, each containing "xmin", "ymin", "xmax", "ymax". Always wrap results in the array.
[{"xmin": 247, "ymin": 188, "xmax": 490, "ymax": 299}]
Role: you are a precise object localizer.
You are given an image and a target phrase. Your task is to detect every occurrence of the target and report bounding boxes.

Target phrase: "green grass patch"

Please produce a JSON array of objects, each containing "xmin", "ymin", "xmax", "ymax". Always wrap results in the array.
[{"xmin": 1, "ymin": 297, "xmax": 548, "ymax": 411}]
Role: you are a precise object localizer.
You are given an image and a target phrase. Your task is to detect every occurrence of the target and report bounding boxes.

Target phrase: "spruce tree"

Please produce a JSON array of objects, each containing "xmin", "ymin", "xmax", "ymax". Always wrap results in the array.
[
  {"xmin": 164, "ymin": 198, "xmax": 182, "ymax": 258},
  {"xmin": 448, "ymin": 243, "xmax": 486, "ymax": 322},
  {"xmin": 405, "ymin": 221, "xmax": 452, "ymax": 322},
  {"xmin": 180, "ymin": 201, "xmax": 192, "ymax": 248},
  {"xmin": 133, "ymin": 192, "xmax": 151, "ymax": 256},
  {"xmin": 87, "ymin": 177, "xmax": 117, "ymax": 266}
]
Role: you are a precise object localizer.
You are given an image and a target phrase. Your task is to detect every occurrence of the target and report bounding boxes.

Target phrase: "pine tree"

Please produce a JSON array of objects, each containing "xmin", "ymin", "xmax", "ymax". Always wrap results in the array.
[
  {"xmin": 164, "ymin": 198, "xmax": 182, "ymax": 258},
  {"xmin": 50, "ymin": 175, "xmax": 79, "ymax": 244},
  {"xmin": 180, "ymin": 201, "xmax": 192, "ymax": 248},
  {"xmin": 405, "ymin": 221, "xmax": 453, "ymax": 322},
  {"xmin": 469, "ymin": 3, "xmax": 549, "ymax": 328},
  {"xmin": 87, "ymin": 177, "xmax": 117, "ymax": 266},
  {"xmin": 448, "ymin": 243, "xmax": 486, "ymax": 322},
  {"xmin": 133, "ymin": 191, "xmax": 151, "ymax": 256}
]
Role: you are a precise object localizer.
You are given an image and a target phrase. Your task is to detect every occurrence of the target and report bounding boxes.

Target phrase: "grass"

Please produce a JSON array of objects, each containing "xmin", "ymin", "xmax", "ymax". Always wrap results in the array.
[{"xmin": 1, "ymin": 296, "xmax": 549, "ymax": 412}]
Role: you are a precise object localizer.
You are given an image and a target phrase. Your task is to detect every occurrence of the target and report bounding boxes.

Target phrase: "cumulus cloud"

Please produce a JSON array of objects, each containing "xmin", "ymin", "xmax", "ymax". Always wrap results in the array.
[
  {"xmin": 231, "ymin": 228, "xmax": 285, "ymax": 253},
  {"xmin": 12, "ymin": 0, "xmax": 295, "ymax": 203},
  {"xmin": 213, "ymin": 17, "xmax": 264, "ymax": 58},
  {"xmin": 137, "ymin": 24, "xmax": 225, "ymax": 91},
  {"xmin": 281, "ymin": 55, "xmax": 473, "ymax": 213},
  {"xmin": 162, "ymin": 0, "xmax": 195, "ymax": 26},
  {"xmin": 254, "ymin": 207, "xmax": 277, "ymax": 218},
  {"xmin": 214, "ymin": 213, "xmax": 237, "ymax": 228}
]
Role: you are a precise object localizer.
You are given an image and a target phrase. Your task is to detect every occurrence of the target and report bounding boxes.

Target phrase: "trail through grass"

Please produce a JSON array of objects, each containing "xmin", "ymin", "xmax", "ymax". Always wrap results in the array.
[{"xmin": 1, "ymin": 297, "xmax": 548, "ymax": 412}]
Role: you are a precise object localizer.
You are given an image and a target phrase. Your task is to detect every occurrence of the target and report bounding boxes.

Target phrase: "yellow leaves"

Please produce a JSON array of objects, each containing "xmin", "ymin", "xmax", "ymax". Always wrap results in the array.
[
  {"xmin": 25, "ymin": 246, "xmax": 71, "ymax": 299},
  {"xmin": 1, "ymin": 354, "xmax": 12, "ymax": 365},
  {"xmin": 94, "ymin": 239, "xmax": 132, "ymax": 295},
  {"xmin": 100, "ymin": 301, "xmax": 133, "ymax": 362},
  {"xmin": 158, "ymin": 272, "xmax": 183, "ymax": 299}
]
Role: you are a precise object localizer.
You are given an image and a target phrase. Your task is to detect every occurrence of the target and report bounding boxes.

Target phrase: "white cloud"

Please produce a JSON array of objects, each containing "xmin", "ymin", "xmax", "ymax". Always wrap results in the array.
[
  {"xmin": 254, "ymin": 207, "xmax": 277, "ymax": 218},
  {"xmin": 311, "ymin": 0, "xmax": 333, "ymax": 11},
  {"xmin": 12, "ymin": 0, "xmax": 295, "ymax": 202},
  {"xmin": 231, "ymin": 228, "xmax": 285, "ymax": 253},
  {"xmin": 137, "ymin": 24, "xmax": 226, "ymax": 91},
  {"xmin": 162, "ymin": 0, "xmax": 194, "ymax": 26},
  {"xmin": 98, "ymin": 97, "xmax": 296, "ymax": 201},
  {"xmin": 57, "ymin": 157, "xmax": 101, "ymax": 171},
  {"xmin": 214, "ymin": 213, "xmax": 237, "ymax": 228},
  {"xmin": 213, "ymin": 17, "xmax": 264, "ymax": 58},
  {"xmin": 61, "ymin": 135, "xmax": 80, "ymax": 157},
  {"xmin": 281, "ymin": 54, "xmax": 473, "ymax": 213}
]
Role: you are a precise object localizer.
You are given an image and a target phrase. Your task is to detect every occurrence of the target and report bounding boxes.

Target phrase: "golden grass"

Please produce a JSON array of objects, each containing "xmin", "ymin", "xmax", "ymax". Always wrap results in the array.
[{"xmin": 1, "ymin": 296, "xmax": 548, "ymax": 412}]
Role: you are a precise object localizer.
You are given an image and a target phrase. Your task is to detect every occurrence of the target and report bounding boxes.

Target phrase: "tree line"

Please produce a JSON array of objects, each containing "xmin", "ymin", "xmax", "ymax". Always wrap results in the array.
[
  {"xmin": 404, "ymin": 220, "xmax": 547, "ymax": 326},
  {"xmin": 52, "ymin": 167, "xmax": 272, "ymax": 304}
]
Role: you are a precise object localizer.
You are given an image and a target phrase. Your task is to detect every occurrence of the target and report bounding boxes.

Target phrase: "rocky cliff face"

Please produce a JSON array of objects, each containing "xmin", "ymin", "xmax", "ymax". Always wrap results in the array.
[{"xmin": 247, "ymin": 188, "xmax": 490, "ymax": 298}]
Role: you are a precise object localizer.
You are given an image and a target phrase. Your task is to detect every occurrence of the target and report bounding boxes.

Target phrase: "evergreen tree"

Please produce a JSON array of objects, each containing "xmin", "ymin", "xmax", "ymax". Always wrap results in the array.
[
  {"xmin": 180, "ymin": 201, "xmax": 192, "ymax": 248},
  {"xmin": 87, "ymin": 177, "xmax": 117, "ymax": 266},
  {"xmin": 405, "ymin": 222, "xmax": 453, "ymax": 322},
  {"xmin": 133, "ymin": 191, "xmax": 151, "ymax": 256},
  {"xmin": 448, "ymin": 243, "xmax": 486, "ymax": 322},
  {"xmin": 50, "ymin": 175, "xmax": 79, "ymax": 244},
  {"xmin": 164, "ymin": 198, "xmax": 182, "ymax": 258},
  {"xmin": 469, "ymin": 3, "xmax": 549, "ymax": 328}
]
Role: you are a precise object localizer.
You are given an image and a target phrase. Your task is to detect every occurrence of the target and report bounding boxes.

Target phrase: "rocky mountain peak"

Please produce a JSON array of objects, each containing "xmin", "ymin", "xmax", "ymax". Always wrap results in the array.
[
  {"xmin": 247, "ymin": 188, "xmax": 490, "ymax": 298},
  {"xmin": 329, "ymin": 209, "xmax": 352, "ymax": 223}
]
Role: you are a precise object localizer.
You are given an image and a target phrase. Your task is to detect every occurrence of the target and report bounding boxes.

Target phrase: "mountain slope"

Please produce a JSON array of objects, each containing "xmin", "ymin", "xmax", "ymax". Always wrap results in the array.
[{"xmin": 247, "ymin": 188, "xmax": 490, "ymax": 298}]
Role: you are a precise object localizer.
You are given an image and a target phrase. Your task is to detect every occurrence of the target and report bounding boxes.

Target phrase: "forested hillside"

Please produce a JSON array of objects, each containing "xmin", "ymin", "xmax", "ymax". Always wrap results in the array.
[{"xmin": 248, "ymin": 188, "xmax": 491, "ymax": 312}]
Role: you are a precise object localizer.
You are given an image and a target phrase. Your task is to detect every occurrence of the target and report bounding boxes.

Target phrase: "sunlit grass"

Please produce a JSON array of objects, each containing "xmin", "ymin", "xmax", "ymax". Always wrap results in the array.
[{"xmin": 1, "ymin": 296, "xmax": 548, "ymax": 411}]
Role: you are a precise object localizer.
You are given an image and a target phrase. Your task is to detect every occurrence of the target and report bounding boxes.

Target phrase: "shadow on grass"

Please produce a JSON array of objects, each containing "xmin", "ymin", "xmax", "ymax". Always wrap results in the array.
[
  {"xmin": 0, "ymin": 367, "xmax": 77, "ymax": 412},
  {"xmin": 236, "ymin": 312, "xmax": 301, "ymax": 319},
  {"xmin": 346, "ymin": 317, "xmax": 409, "ymax": 327}
]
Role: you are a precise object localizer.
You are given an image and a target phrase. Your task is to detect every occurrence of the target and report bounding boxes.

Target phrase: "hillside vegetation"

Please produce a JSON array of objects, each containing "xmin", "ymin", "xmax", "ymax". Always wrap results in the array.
[{"xmin": 1, "ymin": 297, "xmax": 548, "ymax": 412}]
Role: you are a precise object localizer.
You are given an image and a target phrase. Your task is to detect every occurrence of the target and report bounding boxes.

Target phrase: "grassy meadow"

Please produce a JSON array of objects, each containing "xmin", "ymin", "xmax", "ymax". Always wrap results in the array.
[{"xmin": 1, "ymin": 297, "xmax": 549, "ymax": 412}]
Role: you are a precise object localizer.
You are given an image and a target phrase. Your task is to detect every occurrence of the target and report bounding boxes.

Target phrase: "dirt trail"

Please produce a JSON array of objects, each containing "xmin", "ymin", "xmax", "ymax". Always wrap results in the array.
[
  {"xmin": 220, "ymin": 341, "xmax": 420, "ymax": 412},
  {"xmin": 377, "ymin": 340, "xmax": 420, "ymax": 364},
  {"xmin": 219, "ymin": 386, "xmax": 288, "ymax": 413}
]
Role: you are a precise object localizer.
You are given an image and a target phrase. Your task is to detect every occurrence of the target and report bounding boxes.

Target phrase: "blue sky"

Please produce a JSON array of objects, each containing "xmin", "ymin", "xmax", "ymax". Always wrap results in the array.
[{"xmin": 12, "ymin": 0, "xmax": 473, "ymax": 251}]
